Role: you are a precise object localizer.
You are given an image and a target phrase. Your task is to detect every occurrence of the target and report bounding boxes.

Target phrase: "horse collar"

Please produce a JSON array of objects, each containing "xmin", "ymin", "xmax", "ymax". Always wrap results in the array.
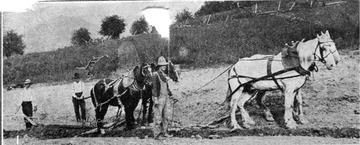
[
  {"xmin": 133, "ymin": 80, "xmax": 145, "ymax": 91},
  {"xmin": 295, "ymin": 66, "xmax": 311, "ymax": 76}
]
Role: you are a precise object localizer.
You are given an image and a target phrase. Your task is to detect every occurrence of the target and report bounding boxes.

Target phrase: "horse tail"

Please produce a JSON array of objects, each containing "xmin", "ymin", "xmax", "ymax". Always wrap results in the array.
[
  {"xmin": 90, "ymin": 87, "xmax": 98, "ymax": 107},
  {"xmin": 224, "ymin": 68, "xmax": 234, "ymax": 104}
]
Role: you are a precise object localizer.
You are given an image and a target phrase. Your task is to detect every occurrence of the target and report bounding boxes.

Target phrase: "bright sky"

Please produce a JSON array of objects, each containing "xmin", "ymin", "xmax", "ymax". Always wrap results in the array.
[
  {"xmin": 0, "ymin": 0, "xmax": 38, "ymax": 12},
  {"xmin": 142, "ymin": 7, "xmax": 170, "ymax": 38},
  {"xmin": 1, "ymin": 1, "xmax": 205, "ymax": 53}
]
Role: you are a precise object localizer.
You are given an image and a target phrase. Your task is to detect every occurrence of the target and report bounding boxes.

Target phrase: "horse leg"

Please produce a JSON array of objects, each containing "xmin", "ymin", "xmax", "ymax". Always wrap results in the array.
[
  {"xmin": 148, "ymin": 96, "xmax": 154, "ymax": 124},
  {"xmin": 238, "ymin": 92, "xmax": 255, "ymax": 128},
  {"xmin": 294, "ymin": 89, "xmax": 308, "ymax": 124},
  {"xmin": 255, "ymin": 91, "xmax": 274, "ymax": 122},
  {"xmin": 98, "ymin": 105, "xmax": 109, "ymax": 134},
  {"xmin": 141, "ymin": 98, "xmax": 148, "ymax": 126},
  {"xmin": 124, "ymin": 102, "xmax": 139, "ymax": 131},
  {"xmin": 124, "ymin": 105, "xmax": 133, "ymax": 130},
  {"xmin": 229, "ymin": 87, "xmax": 244, "ymax": 131},
  {"xmin": 284, "ymin": 88, "xmax": 297, "ymax": 129},
  {"xmin": 116, "ymin": 107, "xmax": 121, "ymax": 121}
]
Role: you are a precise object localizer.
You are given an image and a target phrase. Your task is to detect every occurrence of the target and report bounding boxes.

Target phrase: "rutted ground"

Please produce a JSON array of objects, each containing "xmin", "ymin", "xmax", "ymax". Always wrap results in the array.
[{"xmin": 3, "ymin": 50, "xmax": 359, "ymax": 144}]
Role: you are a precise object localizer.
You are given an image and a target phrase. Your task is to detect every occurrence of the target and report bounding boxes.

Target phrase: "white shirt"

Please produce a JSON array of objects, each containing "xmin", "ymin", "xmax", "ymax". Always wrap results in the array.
[
  {"xmin": 72, "ymin": 81, "xmax": 85, "ymax": 98},
  {"xmin": 21, "ymin": 88, "xmax": 34, "ymax": 102}
]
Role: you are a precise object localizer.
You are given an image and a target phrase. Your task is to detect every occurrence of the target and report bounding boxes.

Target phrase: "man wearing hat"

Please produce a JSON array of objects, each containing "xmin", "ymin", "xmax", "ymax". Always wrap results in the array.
[
  {"xmin": 15, "ymin": 79, "xmax": 37, "ymax": 130},
  {"xmin": 71, "ymin": 73, "xmax": 86, "ymax": 123},
  {"xmin": 151, "ymin": 56, "xmax": 173, "ymax": 139}
]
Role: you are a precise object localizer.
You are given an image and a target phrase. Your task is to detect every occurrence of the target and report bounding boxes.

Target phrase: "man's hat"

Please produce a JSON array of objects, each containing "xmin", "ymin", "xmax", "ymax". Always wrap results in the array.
[
  {"xmin": 73, "ymin": 73, "xmax": 80, "ymax": 79},
  {"xmin": 24, "ymin": 79, "xmax": 32, "ymax": 84},
  {"xmin": 157, "ymin": 56, "xmax": 167, "ymax": 66}
]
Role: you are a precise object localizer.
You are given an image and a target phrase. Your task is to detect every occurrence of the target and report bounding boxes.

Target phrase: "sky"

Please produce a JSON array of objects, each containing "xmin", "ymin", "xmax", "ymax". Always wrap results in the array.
[{"xmin": 2, "ymin": 1, "xmax": 205, "ymax": 53}]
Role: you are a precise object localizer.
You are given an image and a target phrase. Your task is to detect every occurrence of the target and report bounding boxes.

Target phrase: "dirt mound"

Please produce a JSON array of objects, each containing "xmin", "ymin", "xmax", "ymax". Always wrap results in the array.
[{"xmin": 3, "ymin": 124, "xmax": 360, "ymax": 140}]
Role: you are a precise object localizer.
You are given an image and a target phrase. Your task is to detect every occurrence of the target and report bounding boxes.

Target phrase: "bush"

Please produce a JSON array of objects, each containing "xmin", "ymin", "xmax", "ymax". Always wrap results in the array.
[{"xmin": 71, "ymin": 27, "xmax": 92, "ymax": 45}]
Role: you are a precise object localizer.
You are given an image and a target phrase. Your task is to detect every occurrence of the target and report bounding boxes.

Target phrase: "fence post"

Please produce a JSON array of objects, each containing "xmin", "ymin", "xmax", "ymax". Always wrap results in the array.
[
  {"xmin": 289, "ymin": 2, "xmax": 296, "ymax": 10},
  {"xmin": 254, "ymin": 3, "xmax": 258, "ymax": 14},
  {"xmin": 207, "ymin": 15, "xmax": 212, "ymax": 25},
  {"xmin": 278, "ymin": 0, "xmax": 282, "ymax": 11}
]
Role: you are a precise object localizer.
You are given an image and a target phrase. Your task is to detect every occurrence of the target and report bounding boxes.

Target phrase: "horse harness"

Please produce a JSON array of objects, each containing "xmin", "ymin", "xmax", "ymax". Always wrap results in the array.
[
  {"xmin": 227, "ymin": 38, "xmax": 335, "ymax": 93},
  {"xmin": 94, "ymin": 75, "xmax": 146, "ymax": 109},
  {"xmin": 228, "ymin": 56, "xmax": 313, "ymax": 93}
]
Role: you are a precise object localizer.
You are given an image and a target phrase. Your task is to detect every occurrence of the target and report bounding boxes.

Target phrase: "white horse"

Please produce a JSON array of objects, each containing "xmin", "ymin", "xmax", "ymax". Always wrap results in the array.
[{"xmin": 226, "ymin": 30, "xmax": 340, "ymax": 131}]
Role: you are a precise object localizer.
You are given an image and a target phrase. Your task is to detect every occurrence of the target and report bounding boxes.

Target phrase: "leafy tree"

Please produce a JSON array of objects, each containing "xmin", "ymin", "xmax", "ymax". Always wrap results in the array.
[
  {"xmin": 99, "ymin": 15, "xmax": 126, "ymax": 39},
  {"xmin": 175, "ymin": 9, "xmax": 194, "ymax": 23},
  {"xmin": 194, "ymin": 1, "xmax": 255, "ymax": 16},
  {"xmin": 3, "ymin": 30, "xmax": 25, "ymax": 58},
  {"xmin": 71, "ymin": 27, "xmax": 92, "ymax": 45},
  {"xmin": 130, "ymin": 16, "xmax": 149, "ymax": 35},
  {"xmin": 150, "ymin": 26, "xmax": 159, "ymax": 34}
]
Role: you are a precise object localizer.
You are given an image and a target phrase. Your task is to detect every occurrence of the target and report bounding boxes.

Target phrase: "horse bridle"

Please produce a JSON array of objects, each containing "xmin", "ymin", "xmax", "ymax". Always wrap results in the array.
[
  {"xmin": 141, "ymin": 64, "xmax": 153, "ymax": 86},
  {"xmin": 314, "ymin": 40, "xmax": 337, "ymax": 63}
]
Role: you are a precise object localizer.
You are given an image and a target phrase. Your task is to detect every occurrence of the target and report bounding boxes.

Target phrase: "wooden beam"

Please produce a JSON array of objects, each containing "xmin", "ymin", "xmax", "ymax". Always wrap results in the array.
[
  {"xmin": 278, "ymin": 0, "xmax": 282, "ymax": 11},
  {"xmin": 24, "ymin": 115, "xmax": 37, "ymax": 126},
  {"xmin": 326, "ymin": 1, "xmax": 346, "ymax": 6},
  {"xmin": 254, "ymin": 3, "xmax": 258, "ymax": 14},
  {"xmin": 79, "ymin": 120, "xmax": 126, "ymax": 136},
  {"xmin": 289, "ymin": 2, "xmax": 296, "ymax": 11}
]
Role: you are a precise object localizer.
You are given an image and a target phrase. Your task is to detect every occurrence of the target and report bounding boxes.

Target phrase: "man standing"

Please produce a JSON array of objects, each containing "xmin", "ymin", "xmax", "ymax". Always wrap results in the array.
[
  {"xmin": 16, "ymin": 79, "xmax": 37, "ymax": 130},
  {"xmin": 71, "ymin": 73, "xmax": 86, "ymax": 122},
  {"xmin": 152, "ymin": 56, "xmax": 173, "ymax": 139}
]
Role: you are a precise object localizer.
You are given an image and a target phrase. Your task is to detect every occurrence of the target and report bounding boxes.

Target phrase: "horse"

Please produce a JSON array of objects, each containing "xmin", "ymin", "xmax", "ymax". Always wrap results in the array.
[
  {"xmin": 226, "ymin": 30, "xmax": 340, "ymax": 131},
  {"xmin": 90, "ymin": 63, "xmax": 152, "ymax": 133},
  {"xmin": 141, "ymin": 61, "xmax": 179, "ymax": 127}
]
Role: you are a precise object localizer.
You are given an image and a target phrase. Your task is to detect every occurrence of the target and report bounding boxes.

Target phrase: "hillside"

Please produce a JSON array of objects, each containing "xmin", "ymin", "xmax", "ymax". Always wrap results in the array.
[
  {"xmin": 3, "ymin": 1, "xmax": 359, "ymax": 85},
  {"xmin": 169, "ymin": 0, "xmax": 359, "ymax": 66}
]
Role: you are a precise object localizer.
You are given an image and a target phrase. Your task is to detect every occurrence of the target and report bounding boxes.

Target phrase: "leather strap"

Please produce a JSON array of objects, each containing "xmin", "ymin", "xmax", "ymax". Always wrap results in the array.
[{"xmin": 267, "ymin": 56, "xmax": 283, "ymax": 92}]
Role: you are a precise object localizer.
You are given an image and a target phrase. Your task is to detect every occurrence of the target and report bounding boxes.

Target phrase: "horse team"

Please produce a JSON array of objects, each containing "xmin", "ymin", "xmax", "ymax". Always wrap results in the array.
[
  {"xmin": 88, "ymin": 31, "xmax": 340, "ymax": 134},
  {"xmin": 90, "ymin": 59, "xmax": 179, "ymax": 134}
]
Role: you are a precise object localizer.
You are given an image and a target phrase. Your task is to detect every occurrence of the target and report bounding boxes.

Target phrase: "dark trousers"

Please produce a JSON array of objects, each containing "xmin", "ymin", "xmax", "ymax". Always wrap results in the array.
[
  {"xmin": 72, "ymin": 97, "xmax": 86, "ymax": 122},
  {"xmin": 21, "ymin": 101, "xmax": 33, "ymax": 129}
]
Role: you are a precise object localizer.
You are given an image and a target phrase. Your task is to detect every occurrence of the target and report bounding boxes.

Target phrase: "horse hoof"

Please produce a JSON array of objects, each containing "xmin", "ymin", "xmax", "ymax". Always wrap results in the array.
[
  {"xmin": 230, "ymin": 127, "xmax": 241, "ymax": 132},
  {"xmin": 247, "ymin": 119, "xmax": 256, "ymax": 125},
  {"xmin": 230, "ymin": 124, "xmax": 243, "ymax": 132},
  {"xmin": 100, "ymin": 129, "xmax": 105, "ymax": 135},
  {"xmin": 265, "ymin": 115, "xmax": 275, "ymax": 122},
  {"xmin": 285, "ymin": 119, "xmax": 297, "ymax": 129},
  {"xmin": 298, "ymin": 117, "xmax": 309, "ymax": 124}
]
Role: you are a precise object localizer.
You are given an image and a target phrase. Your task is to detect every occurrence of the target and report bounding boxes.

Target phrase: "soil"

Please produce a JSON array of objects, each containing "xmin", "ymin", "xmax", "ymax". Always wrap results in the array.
[{"xmin": 3, "ymin": 49, "xmax": 359, "ymax": 144}]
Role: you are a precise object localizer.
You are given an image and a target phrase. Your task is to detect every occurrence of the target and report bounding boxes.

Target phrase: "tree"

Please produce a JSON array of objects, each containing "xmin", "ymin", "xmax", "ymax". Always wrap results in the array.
[
  {"xmin": 130, "ymin": 16, "xmax": 149, "ymax": 35},
  {"xmin": 194, "ymin": 1, "xmax": 255, "ymax": 16},
  {"xmin": 71, "ymin": 27, "xmax": 92, "ymax": 45},
  {"xmin": 175, "ymin": 9, "xmax": 194, "ymax": 23},
  {"xmin": 150, "ymin": 26, "xmax": 159, "ymax": 34},
  {"xmin": 99, "ymin": 15, "xmax": 126, "ymax": 39},
  {"xmin": 3, "ymin": 30, "xmax": 25, "ymax": 58}
]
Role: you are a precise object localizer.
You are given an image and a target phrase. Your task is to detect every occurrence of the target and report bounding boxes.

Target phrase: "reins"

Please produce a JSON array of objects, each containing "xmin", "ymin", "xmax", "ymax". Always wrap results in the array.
[
  {"xmin": 193, "ymin": 63, "xmax": 236, "ymax": 92},
  {"xmin": 193, "ymin": 56, "xmax": 277, "ymax": 93},
  {"xmin": 94, "ymin": 65, "xmax": 151, "ymax": 109},
  {"xmin": 96, "ymin": 89, "xmax": 128, "ymax": 109},
  {"xmin": 223, "ymin": 66, "xmax": 309, "ymax": 104}
]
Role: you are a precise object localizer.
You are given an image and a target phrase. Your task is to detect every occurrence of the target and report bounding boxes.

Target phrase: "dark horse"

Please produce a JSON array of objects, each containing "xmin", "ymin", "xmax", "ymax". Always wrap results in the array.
[
  {"xmin": 90, "ymin": 63, "xmax": 152, "ymax": 133},
  {"xmin": 141, "ymin": 61, "xmax": 180, "ymax": 126}
]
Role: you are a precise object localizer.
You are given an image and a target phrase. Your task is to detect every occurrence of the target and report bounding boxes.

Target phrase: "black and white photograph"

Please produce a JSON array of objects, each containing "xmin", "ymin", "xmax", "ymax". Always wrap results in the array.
[{"xmin": 1, "ymin": 0, "xmax": 359, "ymax": 144}]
